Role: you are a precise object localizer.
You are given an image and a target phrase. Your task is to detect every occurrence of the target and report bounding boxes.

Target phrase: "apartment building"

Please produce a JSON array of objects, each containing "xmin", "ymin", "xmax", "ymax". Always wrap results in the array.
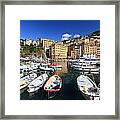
[
  {"xmin": 25, "ymin": 39, "xmax": 32, "ymax": 45},
  {"xmin": 68, "ymin": 42, "xmax": 84, "ymax": 59},
  {"xmin": 83, "ymin": 38, "xmax": 100, "ymax": 58},
  {"xmin": 50, "ymin": 43, "xmax": 68, "ymax": 60},
  {"xmin": 41, "ymin": 39, "xmax": 54, "ymax": 50},
  {"xmin": 96, "ymin": 39, "xmax": 100, "ymax": 58}
]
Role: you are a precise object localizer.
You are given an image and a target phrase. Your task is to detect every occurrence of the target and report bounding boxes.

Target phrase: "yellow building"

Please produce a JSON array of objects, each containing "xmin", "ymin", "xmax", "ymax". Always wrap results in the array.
[
  {"xmin": 83, "ymin": 37, "xmax": 101, "ymax": 58},
  {"xmin": 84, "ymin": 38, "xmax": 89, "ymax": 44},
  {"xmin": 41, "ymin": 39, "xmax": 54, "ymax": 49},
  {"xmin": 84, "ymin": 44, "xmax": 97, "ymax": 58},
  {"xmin": 96, "ymin": 39, "xmax": 100, "ymax": 58},
  {"xmin": 50, "ymin": 43, "xmax": 68, "ymax": 60},
  {"xmin": 60, "ymin": 45, "xmax": 68, "ymax": 58}
]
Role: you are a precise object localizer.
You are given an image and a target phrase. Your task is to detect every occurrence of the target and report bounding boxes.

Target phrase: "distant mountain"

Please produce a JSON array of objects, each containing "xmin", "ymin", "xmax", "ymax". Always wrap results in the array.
[{"xmin": 89, "ymin": 30, "xmax": 100, "ymax": 38}]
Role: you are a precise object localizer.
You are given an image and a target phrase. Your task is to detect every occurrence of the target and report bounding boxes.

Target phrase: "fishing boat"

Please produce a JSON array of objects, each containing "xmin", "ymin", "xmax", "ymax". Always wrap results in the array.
[
  {"xmin": 50, "ymin": 63, "xmax": 62, "ymax": 71},
  {"xmin": 27, "ymin": 73, "xmax": 48, "ymax": 93},
  {"xmin": 77, "ymin": 75, "xmax": 100, "ymax": 100},
  {"xmin": 44, "ymin": 75, "xmax": 62, "ymax": 99}
]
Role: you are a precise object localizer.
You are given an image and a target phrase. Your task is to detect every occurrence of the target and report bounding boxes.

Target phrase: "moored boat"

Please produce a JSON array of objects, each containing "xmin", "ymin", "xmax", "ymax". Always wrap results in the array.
[
  {"xmin": 20, "ymin": 79, "xmax": 29, "ymax": 94},
  {"xmin": 39, "ymin": 63, "xmax": 54, "ymax": 72},
  {"xmin": 44, "ymin": 75, "xmax": 62, "ymax": 99},
  {"xmin": 69, "ymin": 57, "xmax": 100, "ymax": 69},
  {"xmin": 50, "ymin": 63, "xmax": 62, "ymax": 71},
  {"xmin": 20, "ymin": 72, "xmax": 37, "ymax": 94},
  {"xmin": 74, "ymin": 65, "xmax": 100, "ymax": 73},
  {"xmin": 27, "ymin": 73, "xmax": 48, "ymax": 93},
  {"xmin": 20, "ymin": 65, "xmax": 32, "ymax": 78},
  {"xmin": 72, "ymin": 62, "xmax": 100, "ymax": 74},
  {"xmin": 77, "ymin": 75, "xmax": 100, "ymax": 100}
]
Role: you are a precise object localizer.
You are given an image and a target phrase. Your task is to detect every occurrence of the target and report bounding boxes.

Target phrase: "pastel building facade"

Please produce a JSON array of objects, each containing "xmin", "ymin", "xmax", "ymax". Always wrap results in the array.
[{"xmin": 50, "ymin": 43, "xmax": 68, "ymax": 60}]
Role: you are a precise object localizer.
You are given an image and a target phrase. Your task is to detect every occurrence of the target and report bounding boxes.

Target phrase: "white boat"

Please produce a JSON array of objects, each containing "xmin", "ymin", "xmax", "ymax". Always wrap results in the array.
[
  {"xmin": 74, "ymin": 65, "xmax": 100, "ymax": 72},
  {"xmin": 20, "ymin": 73, "xmax": 37, "ymax": 94},
  {"xmin": 28, "ymin": 72, "xmax": 38, "ymax": 82},
  {"xmin": 30, "ymin": 62, "xmax": 40, "ymax": 69},
  {"xmin": 21, "ymin": 72, "xmax": 37, "ymax": 81},
  {"xmin": 50, "ymin": 63, "xmax": 62, "ymax": 71},
  {"xmin": 39, "ymin": 63, "xmax": 54, "ymax": 72},
  {"xmin": 70, "ymin": 57, "xmax": 100, "ymax": 68},
  {"xmin": 20, "ymin": 79, "xmax": 29, "ymax": 94},
  {"xmin": 20, "ymin": 57, "xmax": 30, "ymax": 61},
  {"xmin": 20, "ymin": 78, "xmax": 29, "ymax": 94},
  {"xmin": 20, "ymin": 72, "xmax": 24, "ymax": 78},
  {"xmin": 20, "ymin": 65, "xmax": 32, "ymax": 78},
  {"xmin": 73, "ymin": 63, "xmax": 100, "ymax": 74},
  {"xmin": 27, "ymin": 73, "xmax": 48, "ymax": 93},
  {"xmin": 77, "ymin": 75, "xmax": 100, "ymax": 100},
  {"xmin": 44, "ymin": 75, "xmax": 62, "ymax": 99},
  {"xmin": 79, "ymin": 57, "xmax": 100, "ymax": 65}
]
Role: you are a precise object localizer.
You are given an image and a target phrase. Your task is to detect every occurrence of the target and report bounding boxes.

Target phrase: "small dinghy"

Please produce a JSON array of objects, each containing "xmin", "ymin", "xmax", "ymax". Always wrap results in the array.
[
  {"xmin": 20, "ymin": 73, "xmax": 37, "ymax": 94},
  {"xmin": 44, "ymin": 75, "xmax": 62, "ymax": 99},
  {"xmin": 77, "ymin": 75, "xmax": 100, "ymax": 100},
  {"xmin": 27, "ymin": 73, "xmax": 48, "ymax": 93}
]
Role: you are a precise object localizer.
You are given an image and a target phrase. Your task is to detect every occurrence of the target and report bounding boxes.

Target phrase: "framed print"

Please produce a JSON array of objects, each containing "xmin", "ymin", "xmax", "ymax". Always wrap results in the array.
[{"xmin": 0, "ymin": 0, "xmax": 119, "ymax": 119}]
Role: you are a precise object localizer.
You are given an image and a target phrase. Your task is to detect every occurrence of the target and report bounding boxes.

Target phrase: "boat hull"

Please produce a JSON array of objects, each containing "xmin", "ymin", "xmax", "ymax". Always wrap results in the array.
[
  {"xmin": 77, "ymin": 75, "xmax": 100, "ymax": 100},
  {"xmin": 74, "ymin": 67, "xmax": 100, "ymax": 74},
  {"xmin": 27, "ymin": 73, "xmax": 48, "ymax": 93},
  {"xmin": 50, "ymin": 64, "xmax": 62, "ymax": 71},
  {"xmin": 44, "ymin": 75, "xmax": 62, "ymax": 99},
  {"xmin": 39, "ymin": 67, "xmax": 54, "ymax": 72},
  {"xmin": 80, "ymin": 90, "xmax": 100, "ymax": 100},
  {"xmin": 27, "ymin": 86, "xmax": 41, "ymax": 93},
  {"xmin": 20, "ymin": 85, "xmax": 28, "ymax": 94}
]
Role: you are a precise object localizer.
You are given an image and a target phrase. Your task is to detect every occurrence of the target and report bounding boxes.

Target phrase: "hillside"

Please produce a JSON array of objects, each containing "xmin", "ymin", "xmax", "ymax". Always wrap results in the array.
[{"xmin": 89, "ymin": 30, "xmax": 100, "ymax": 38}]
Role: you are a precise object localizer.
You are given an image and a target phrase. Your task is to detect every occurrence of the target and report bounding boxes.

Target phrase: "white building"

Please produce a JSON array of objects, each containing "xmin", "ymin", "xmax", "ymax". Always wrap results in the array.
[
  {"xmin": 25, "ymin": 39, "xmax": 32, "ymax": 45},
  {"xmin": 32, "ymin": 41, "xmax": 37, "ymax": 46}
]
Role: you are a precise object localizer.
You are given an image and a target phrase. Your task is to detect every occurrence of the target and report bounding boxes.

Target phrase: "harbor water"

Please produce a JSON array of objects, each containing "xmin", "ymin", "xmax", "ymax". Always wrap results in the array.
[{"xmin": 20, "ymin": 61, "xmax": 100, "ymax": 100}]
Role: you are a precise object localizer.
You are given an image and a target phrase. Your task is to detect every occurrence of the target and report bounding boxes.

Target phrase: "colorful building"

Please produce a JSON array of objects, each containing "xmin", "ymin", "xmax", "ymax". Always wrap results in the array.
[
  {"xmin": 50, "ymin": 43, "xmax": 68, "ymax": 60},
  {"xmin": 68, "ymin": 42, "xmax": 84, "ymax": 59},
  {"xmin": 83, "ymin": 37, "xmax": 100, "ymax": 58},
  {"xmin": 41, "ymin": 38, "xmax": 54, "ymax": 50}
]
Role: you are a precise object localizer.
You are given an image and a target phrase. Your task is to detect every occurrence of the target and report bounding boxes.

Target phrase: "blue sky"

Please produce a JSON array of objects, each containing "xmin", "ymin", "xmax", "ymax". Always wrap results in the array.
[{"xmin": 20, "ymin": 20, "xmax": 100, "ymax": 41}]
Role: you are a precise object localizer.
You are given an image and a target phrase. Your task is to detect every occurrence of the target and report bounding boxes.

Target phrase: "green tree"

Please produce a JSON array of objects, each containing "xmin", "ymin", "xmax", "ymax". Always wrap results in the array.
[{"xmin": 29, "ymin": 43, "xmax": 35, "ymax": 55}]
